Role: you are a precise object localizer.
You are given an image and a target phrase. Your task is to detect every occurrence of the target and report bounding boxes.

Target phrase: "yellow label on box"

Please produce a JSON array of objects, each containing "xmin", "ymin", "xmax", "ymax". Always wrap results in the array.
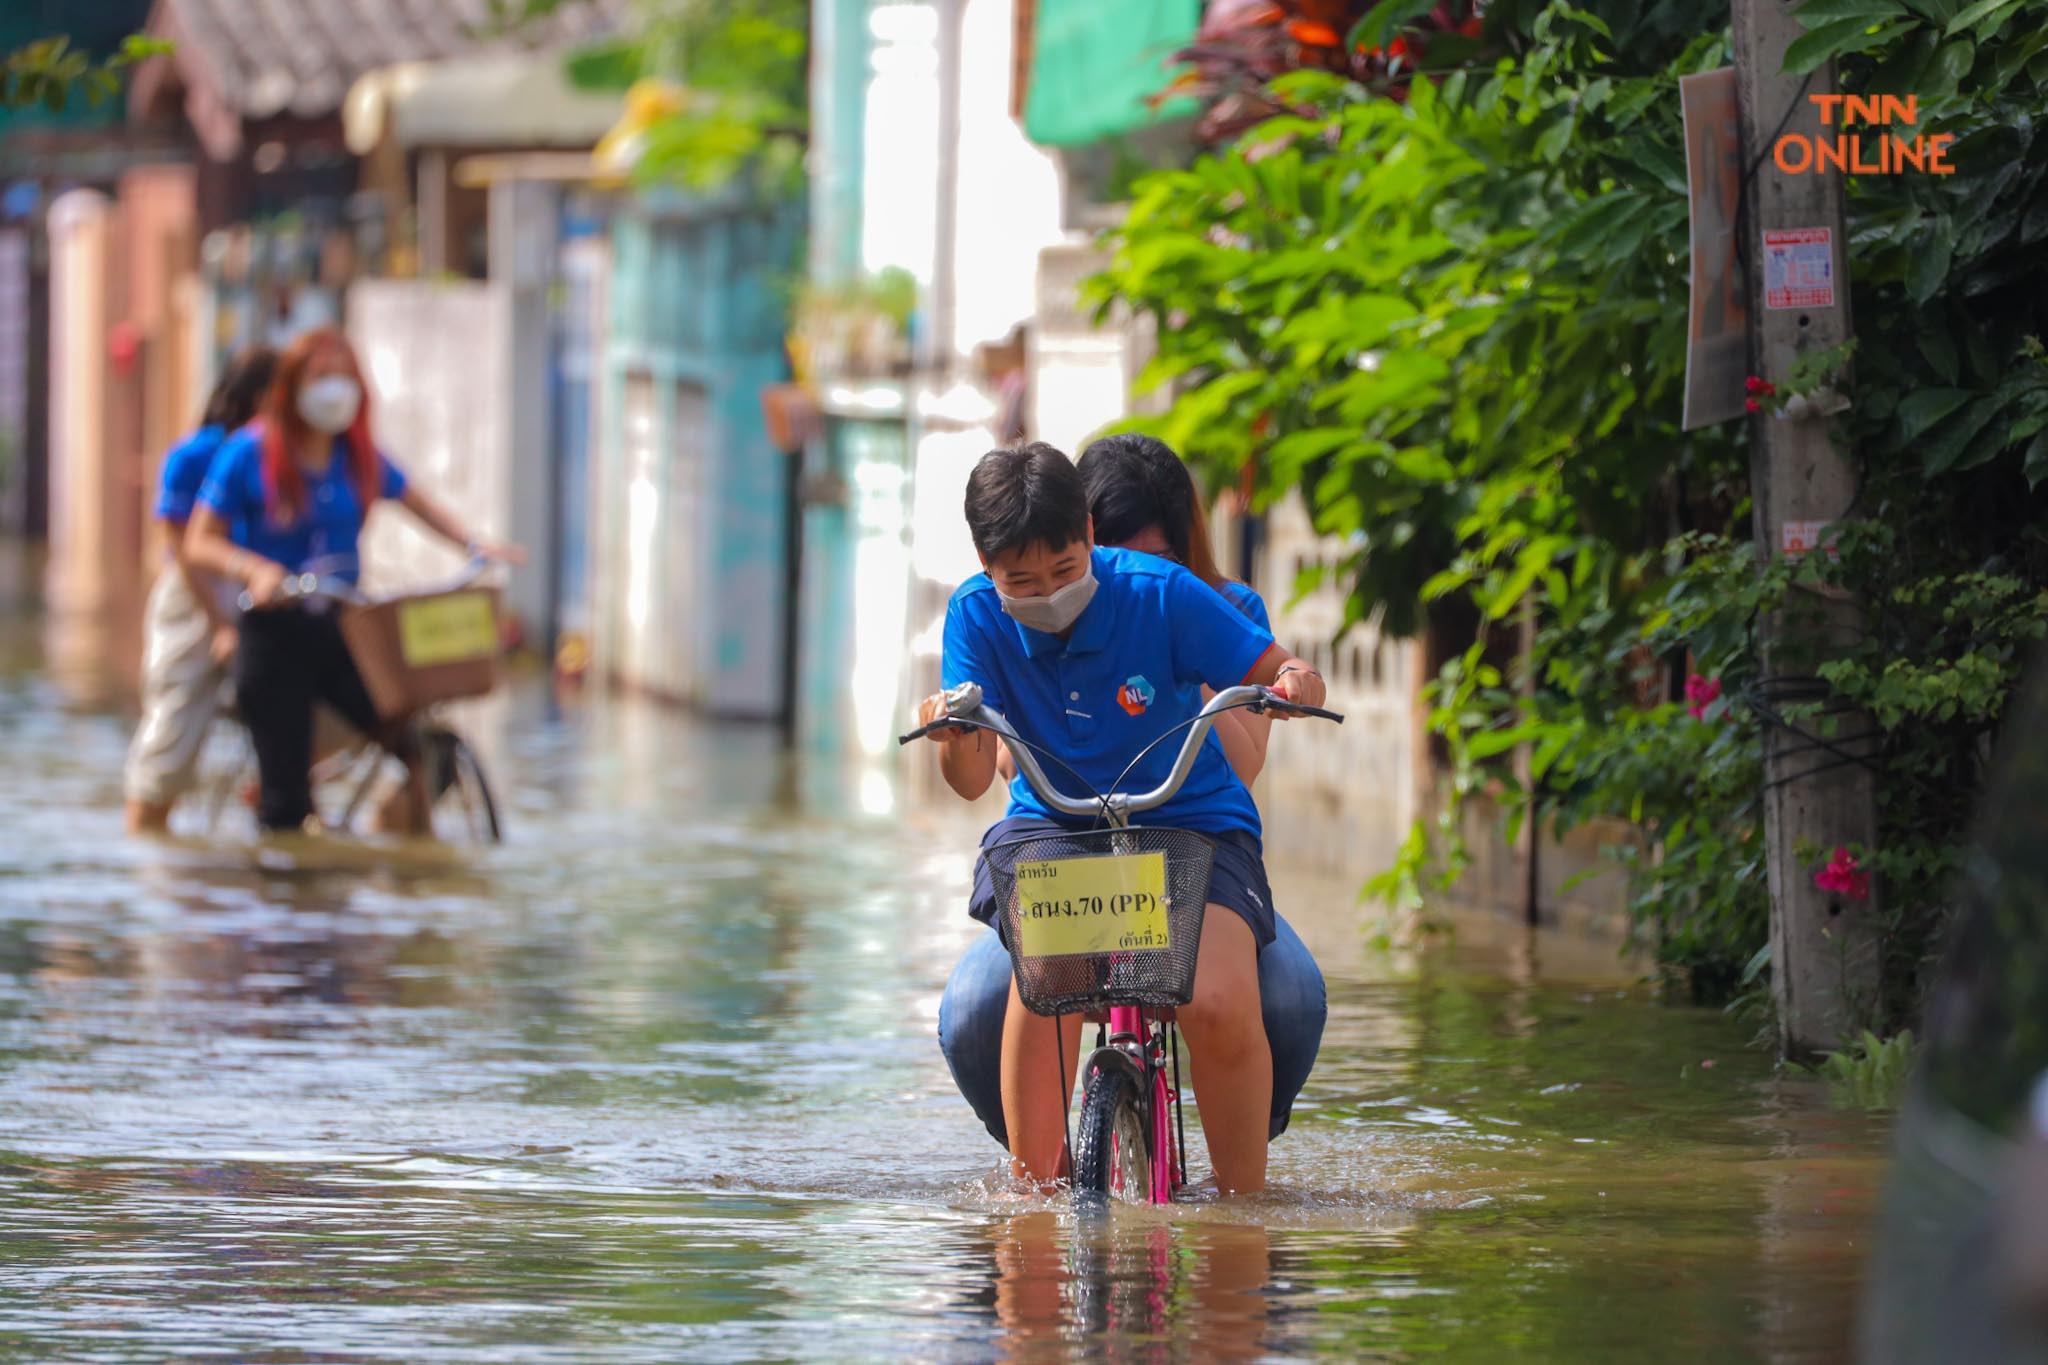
[
  {"xmin": 397, "ymin": 592, "xmax": 497, "ymax": 668},
  {"xmin": 1014, "ymin": 851, "xmax": 1171, "ymax": 958}
]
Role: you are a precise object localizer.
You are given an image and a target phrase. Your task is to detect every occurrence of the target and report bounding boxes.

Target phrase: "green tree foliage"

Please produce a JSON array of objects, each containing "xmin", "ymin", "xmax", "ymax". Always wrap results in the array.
[
  {"xmin": 1089, "ymin": 0, "xmax": 2048, "ymax": 1030},
  {"xmin": 495, "ymin": 0, "xmax": 807, "ymax": 193},
  {"xmin": 2, "ymin": 34, "xmax": 169, "ymax": 113}
]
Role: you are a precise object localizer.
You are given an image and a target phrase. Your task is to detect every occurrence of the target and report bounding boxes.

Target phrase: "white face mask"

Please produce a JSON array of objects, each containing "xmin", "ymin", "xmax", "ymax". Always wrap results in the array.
[
  {"xmin": 997, "ymin": 567, "xmax": 1098, "ymax": 634},
  {"xmin": 297, "ymin": 375, "xmax": 362, "ymax": 434}
]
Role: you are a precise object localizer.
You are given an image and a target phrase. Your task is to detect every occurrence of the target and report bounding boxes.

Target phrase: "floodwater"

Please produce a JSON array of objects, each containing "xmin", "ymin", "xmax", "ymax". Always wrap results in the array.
[{"xmin": 0, "ymin": 575, "xmax": 1890, "ymax": 1362}]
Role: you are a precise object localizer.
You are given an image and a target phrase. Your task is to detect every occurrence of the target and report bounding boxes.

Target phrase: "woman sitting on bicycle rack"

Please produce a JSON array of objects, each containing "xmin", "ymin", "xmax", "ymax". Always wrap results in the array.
[
  {"xmin": 182, "ymin": 326, "xmax": 519, "ymax": 835},
  {"xmin": 916, "ymin": 442, "xmax": 1327, "ymax": 1195},
  {"xmin": 938, "ymin": 433, "xmax": 1329, "ymax": 1176},
  {"xmin": 124, "ymin": 345, "xmax": 277, "ymax": 834}
]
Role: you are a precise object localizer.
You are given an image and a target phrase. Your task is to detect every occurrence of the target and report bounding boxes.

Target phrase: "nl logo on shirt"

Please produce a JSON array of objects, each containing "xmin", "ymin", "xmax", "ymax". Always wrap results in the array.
[{"xmin": 1117, "ymin": 675, "xmax": 1155, "ymax": 717}]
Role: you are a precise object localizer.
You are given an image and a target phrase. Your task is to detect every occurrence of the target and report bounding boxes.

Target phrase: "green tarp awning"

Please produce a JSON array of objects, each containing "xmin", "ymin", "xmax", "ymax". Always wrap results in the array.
[{"xmin": 1022, "ymin": 0, "xmax": 1201, "ymax": 148}]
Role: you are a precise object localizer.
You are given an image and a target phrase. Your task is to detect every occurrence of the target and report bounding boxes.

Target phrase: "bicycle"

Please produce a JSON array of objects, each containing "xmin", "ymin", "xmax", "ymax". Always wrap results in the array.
[
  {"xmin": 193, "ymin": 560, "xmax": 505, "ymax": 844},
  {"xmin": 901, "ymin": 680, "xmax": 1343, "ymax": 1204}
]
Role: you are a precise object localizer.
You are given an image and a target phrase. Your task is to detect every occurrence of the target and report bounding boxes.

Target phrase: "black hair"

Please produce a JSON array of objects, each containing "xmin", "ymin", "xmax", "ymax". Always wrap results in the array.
[
  {"xmin": 963, "ymin": 441, "xmax": 1090, "ymax": 563},
  {"xmin": 202, "ymin": 346, "xmax": 280, "ymax": 432},
  {"xmin": 1076, "ymin": 432, "xmax": 1229, "ymax": 589}
]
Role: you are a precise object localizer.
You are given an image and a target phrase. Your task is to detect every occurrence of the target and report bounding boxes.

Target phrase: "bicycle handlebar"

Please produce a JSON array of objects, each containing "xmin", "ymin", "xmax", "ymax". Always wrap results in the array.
[
  {"xmin": 898, "ymin": 681, "xmax": 1344, "ymax": 824},
  {"xmin": 238, "ymin": 554, "xmax": 496, "ymax": 613}
]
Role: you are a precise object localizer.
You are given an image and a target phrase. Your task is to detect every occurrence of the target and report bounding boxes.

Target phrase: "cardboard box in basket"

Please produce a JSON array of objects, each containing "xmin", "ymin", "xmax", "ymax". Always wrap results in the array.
[{"xmin": 339, "ymin": 585, "xmax": 503, "ymax": 719}]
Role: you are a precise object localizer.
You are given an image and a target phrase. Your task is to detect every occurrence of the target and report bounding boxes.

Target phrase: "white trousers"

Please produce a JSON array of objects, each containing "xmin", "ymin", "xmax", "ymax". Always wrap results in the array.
[{"xmin": 123, "ymin": 569, "xmax": 224, "ymax": 806}]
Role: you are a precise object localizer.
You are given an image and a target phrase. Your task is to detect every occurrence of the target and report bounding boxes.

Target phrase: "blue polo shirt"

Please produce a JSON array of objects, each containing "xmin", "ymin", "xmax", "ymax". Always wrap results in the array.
[
  {"xmin": 1219, "ymin": 579, "xmax": 1271, "ymax": 632},
  {"xmin": 155, "ymin": 424, "xmax": 228, "ymax": 525},
  {"xmin": 196, "ymin": 425, "xmax": 406, "ymax": 583},
  {"xmin": 942, "ymin": 545, "xmax": 1277, "ymax": 837}
]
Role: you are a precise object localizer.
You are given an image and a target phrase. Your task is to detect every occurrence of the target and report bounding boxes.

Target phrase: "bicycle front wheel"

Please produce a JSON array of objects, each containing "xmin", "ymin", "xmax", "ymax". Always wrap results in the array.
[
  {"xmin": 1074, "ymin": 1060, "xmax": 1153, "ymax": 1205},
  {"xmin": 422, "ymin": 723, "xmax": 501, "ymax": 843}
]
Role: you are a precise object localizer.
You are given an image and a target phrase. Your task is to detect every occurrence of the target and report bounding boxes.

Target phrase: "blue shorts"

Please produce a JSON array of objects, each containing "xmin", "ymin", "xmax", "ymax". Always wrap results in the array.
[{"xmin": 967, "ymin": 814, "xmax": 1279, "ymax": 949}]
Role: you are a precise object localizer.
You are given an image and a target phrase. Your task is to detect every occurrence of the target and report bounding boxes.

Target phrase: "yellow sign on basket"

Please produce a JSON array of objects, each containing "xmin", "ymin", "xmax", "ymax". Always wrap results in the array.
[
  {"xmin": 1013, "ymin": 851, "xmax": 1171, "ymax": 959},
  {"xmin": 397, "ymin": 592, "xmax": 497, "ymax": 668}
]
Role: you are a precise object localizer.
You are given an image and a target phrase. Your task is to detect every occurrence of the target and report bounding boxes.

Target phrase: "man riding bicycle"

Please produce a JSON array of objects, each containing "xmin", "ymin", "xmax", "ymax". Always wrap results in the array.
[{"xmin": 916, "ymin": 442, "xmax": 1327, "ymax": 1195}]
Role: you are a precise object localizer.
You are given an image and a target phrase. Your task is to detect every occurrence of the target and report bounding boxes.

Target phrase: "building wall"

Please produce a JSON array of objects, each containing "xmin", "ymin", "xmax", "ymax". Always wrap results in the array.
[
  {"xmin": 348, "ymin": 278, "xmax": 517, "ymax": 600},
  {"xmin": 45, "ymin": 189, "xmax": 113, "ymax": 618},
  {"xmin": 590, "ymin": 192, "xmax": 801, "ymax": 718},
  {"xmin": 0, "ymin": 228, "xmax": 29, "ymax": 532},
  {"xmin": 947, "ymin": 0, "xmax": 1063, "ymax": 364},
  {"xmin": 1243, "ymin": 491, "xmax": 1423, "ymax": 885}
]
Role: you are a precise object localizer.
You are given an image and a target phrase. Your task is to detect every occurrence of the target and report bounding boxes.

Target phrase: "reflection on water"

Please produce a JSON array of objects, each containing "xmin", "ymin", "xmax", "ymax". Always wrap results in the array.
[{"xmin": 0, "ymin": 587, "xmax": 1889, "ymax": 1363}]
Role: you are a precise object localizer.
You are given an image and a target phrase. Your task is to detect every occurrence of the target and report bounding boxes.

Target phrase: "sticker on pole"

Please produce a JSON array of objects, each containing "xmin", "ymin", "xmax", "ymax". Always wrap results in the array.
[
  {"xmin": 1780, "ymin": 520, "xmax": 1838, "ymax": 560},
  {"xmin": 1763, "ymin": 228, "xmax": 1834, "ymax": 309},
  {"xmin": 1012, "ymin": 851, "xmax": 1171, "ymax": 958}
]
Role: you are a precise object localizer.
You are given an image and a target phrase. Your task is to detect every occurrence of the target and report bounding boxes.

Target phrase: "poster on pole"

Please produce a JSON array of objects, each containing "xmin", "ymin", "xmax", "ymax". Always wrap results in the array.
[
  {"xmin": 1680, "ymin": 68, "xmax": 1747, "ymax": 430},
  {"xmin": 1763, "ymin": 227, "xmax": 1835, "ymax": 309}
]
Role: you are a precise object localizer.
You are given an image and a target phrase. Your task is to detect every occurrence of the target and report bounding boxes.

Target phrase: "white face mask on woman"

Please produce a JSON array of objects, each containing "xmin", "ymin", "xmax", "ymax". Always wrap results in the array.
[
  {"xmin": 296, "ymin": 375, "xmax": 362, "ymax": 434},
  {"xmin": 996, "ymin": 568, "xmax": 1098, "ymax": 634}
]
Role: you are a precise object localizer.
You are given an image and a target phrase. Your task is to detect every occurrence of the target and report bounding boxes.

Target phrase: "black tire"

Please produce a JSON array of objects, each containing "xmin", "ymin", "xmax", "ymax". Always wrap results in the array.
[
  {"xmin": 1074, "ymin": 1061, "xmax": 1152, "ymax": 1205},
  {"xmin": 423, "ymin": 724, "xmax": 501, "ymax": 843}
]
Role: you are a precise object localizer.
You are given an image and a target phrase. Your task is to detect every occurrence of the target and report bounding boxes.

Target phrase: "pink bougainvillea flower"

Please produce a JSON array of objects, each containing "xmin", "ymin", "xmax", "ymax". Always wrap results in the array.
[
  {"xmin": 1685, "ymin": 673, "xmax": 1721, "ymax": 720},
  {"xmin": 1815, "ymin": 846, "xmax": 1871, "ymax": 901}
]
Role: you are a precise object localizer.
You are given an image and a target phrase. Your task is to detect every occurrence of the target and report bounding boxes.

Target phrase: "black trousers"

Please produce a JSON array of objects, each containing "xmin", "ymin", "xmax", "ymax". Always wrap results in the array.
[{"xmin": 234, "ymin": 607, "xmax": 408, "ymax": 830}]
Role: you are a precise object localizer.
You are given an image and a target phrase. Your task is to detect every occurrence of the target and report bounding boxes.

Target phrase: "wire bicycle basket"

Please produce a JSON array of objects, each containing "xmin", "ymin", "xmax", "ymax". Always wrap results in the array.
[{"xmin": 983, "ymin": 826, "xmax": 1216, "ymax": 1016}]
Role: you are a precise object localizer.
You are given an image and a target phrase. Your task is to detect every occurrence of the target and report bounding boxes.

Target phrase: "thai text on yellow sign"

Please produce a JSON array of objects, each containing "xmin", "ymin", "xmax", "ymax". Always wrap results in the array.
[
  {"xmin": 398, "ymin": 591, "xmax": 498, "ymax": 668},
  {"xmin": 1013, "ymin": 851, "xmax": 1170, "ymax": 958}
]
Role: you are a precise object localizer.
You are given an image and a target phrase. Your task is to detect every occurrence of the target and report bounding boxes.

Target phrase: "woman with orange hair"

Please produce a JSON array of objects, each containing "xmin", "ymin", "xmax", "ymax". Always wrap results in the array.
[{"xmin": 183, "ymin": 327, "xmax": 520, "ymax": 833}]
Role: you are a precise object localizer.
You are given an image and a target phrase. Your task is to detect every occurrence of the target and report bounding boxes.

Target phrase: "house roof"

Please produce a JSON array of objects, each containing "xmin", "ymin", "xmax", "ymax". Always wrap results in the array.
[{"xmin": 130, "ymin": 0, "xmax": 627, "ymax": 159}]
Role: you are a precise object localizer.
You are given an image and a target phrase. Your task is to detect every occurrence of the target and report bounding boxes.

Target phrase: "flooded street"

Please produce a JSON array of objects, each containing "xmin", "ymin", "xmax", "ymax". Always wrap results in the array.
[{"xmin": 0, "ymin": 591, "xmax": 1890, "ymax": 1363}]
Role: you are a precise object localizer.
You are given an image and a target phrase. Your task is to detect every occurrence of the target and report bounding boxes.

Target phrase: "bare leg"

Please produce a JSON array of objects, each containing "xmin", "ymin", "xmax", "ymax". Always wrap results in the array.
[
  {"xmin": 1174, "ymin": 907, "xmax": 1271, "ymax": 1194},
  {"xmin": 369, "ymin": 760, "xmax": 435, "ymax": 837},
  {"xmin": 998, "ymin": 973, "xmax": 1084, "ymax": 1187},
  {"xmin": 124, "ymin": 798, "xmax": 171, "ymax": 834}
]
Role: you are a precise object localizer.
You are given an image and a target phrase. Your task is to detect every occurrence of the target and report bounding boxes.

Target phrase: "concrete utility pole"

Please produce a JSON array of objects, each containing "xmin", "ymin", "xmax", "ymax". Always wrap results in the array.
[{"xmin": 1730, "ymin": 1, "xmax": 1882, "ymax": 1057}]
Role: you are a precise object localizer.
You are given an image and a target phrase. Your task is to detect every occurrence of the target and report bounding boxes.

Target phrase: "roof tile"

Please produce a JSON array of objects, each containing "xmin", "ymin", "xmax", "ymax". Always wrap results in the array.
[{"xmin": 156, "ymin": 0, "xmax": 628, "ymax": 119}]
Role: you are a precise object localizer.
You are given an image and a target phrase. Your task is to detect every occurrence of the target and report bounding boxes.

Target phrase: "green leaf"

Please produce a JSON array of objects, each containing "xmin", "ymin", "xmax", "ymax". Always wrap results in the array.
[
  {"xmin": 1919, "ymin": 325, "xmax": 1959, "ymax": 384},
  {"xmin": 1866, "ymin": 28, "xmax": 1939, "ymax": 94},
  {"xmin": 1348, "ymin": 0, "xmax": 1438, "ymax": 51},
  {"xmin": 1909, "ymin": 216, "xmax": 1954, "ymax": 303},
  {"xmin": 1783, "ymin": 17, "xmax": 1894, "ymax": 72},
  {"xmin": 1923, "ymin": 37, "xmax": 1978, "ymax": 97},
  {"xmin": 563, "ymin": 38, "xmax": 645, "ymax": 92},
  {"xmin": 81, "ymin": 68, "xmax": 120, "ymax": 106},
  {"xmin": 1536, "ymin": 108, "xmax": 1577, "ymax": 162},
  {"xmin": 1892, "ymin": 387, "xmax": 1976, "ymax": 446},
  {"xmin": 1903, "ymin": 0, "xmax": 1961, "ymax": 23},
  {"xmin": 1920, "ymin": 395, "xmax": 2002, "ymax": 475},
  {"xmin": 1466, "ymin": 723, "xmax": 1545, "ymax": 760},
  {"xmin": 1943, "ymin": 0, "xmax": 2018, "ymax": 36},
  {"xmin": 1792, "ymin": 0, "xmax": 1908, "ymax": 19},
  {"xmin": 2021, "ymin": 191, "xmax": 2048, "ymax": 246},
  {"xmin": 2025, "ymin": 432, "xmax": 2048, "ymax": 489},
  {"xmin": 1633, "ymin": 141, "xmax": 1689, "ymax": 195}
]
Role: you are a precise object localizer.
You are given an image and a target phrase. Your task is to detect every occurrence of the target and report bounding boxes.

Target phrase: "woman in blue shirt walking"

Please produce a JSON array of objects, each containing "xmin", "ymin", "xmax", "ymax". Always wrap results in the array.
[
  {"xmin": 182, "ymin": 327, "xmax": 519, "ymax": 834},
  {"xmin": 124, "ymin": 347, "xmax": 277, "ymax": 833}
]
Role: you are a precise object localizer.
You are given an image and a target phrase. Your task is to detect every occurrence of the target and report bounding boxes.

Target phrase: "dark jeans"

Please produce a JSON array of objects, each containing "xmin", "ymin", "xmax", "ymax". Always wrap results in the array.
[{"xmin": 234, "ymin": 606, "xmax": 404, "ymax": 830}]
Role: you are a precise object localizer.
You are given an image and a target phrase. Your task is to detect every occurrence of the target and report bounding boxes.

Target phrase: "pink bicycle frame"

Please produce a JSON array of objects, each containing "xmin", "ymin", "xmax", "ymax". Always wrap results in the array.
[{"xmin": 1107, "ymin": 1003, "xmax": 1179, "ymax": 1204}]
